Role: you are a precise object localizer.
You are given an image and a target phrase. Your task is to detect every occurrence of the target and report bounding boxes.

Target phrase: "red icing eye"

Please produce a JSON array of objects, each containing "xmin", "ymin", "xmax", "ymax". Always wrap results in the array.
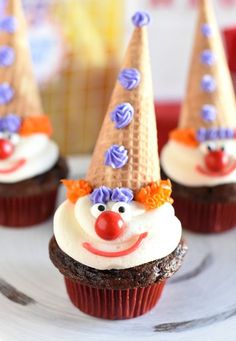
[
  {"xmin": 0, "ymin": 139, "xmax": 14, "ymax": 160},
  {"xmin": 204, "ymin": 150, "xmax": 229, "ymax": 172},
  {"xmin": 95, "ymin": 211, "xmax": 127, "ymax": 241}
]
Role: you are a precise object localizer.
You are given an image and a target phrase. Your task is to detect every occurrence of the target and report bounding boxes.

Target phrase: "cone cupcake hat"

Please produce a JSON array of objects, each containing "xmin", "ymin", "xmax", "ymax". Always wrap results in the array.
[
  {"xmin": 179, "ymin": 0, "xmax": 236, "ymax": 135},
  {"xmin": 86, "ymin": 12, "xmax": 159, "ymax": 191},
  {"xmin": 0, "ymin": 0, "xmax": 43, "ymax": 118}
]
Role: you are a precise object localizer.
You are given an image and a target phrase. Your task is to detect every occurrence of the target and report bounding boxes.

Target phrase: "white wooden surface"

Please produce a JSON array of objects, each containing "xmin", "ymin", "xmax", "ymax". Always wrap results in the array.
[{"xmin": 0, "ymin": 157, "xmax": 236, "ymax": 341}]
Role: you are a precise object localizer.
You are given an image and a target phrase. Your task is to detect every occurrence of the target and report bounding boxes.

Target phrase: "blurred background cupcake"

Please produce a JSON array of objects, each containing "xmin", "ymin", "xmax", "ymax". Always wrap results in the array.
[
  {"xmin": 0, "ymin": 0, "xmax": 67, "ymax": 227},
  {"xmin": 20, "ymin": 0, "xmax": 236, "ymax": 156}
]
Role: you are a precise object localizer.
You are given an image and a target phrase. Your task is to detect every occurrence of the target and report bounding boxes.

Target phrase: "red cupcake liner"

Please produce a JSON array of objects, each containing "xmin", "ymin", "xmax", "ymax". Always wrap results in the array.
[
  {"xmin": 0, "ymin": 187, "xmax": 59, "ymax": 228},
  {"xmin": 64, "ymin": 277, "xmax": 166, "ymax": 320},
  {"xmin": 173, "ymin": 195, "xmax": 236, "ymax": 233}
]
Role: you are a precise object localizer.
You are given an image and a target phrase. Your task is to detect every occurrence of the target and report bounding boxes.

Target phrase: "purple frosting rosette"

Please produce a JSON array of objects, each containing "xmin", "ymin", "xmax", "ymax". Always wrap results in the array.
[
  {"xmin": 200, "ymin": 50, "xmax": 216, "ymax": 66},
  {"xmin": 201, "ymin": 75, "xmax": 216, "ymax": 93},
  {"xmin": 118, "ymin": 68, "xmax": 141, "ymax": 90},
  {"xmin": 196, "ymin": 127, "xmax": 235, "ymax": 142},
  {"xmin": 0, "ymin": 46, "xmax": 15, "ymax": 67},
  {"xmin": 0, "ymin": 16, "xmax": 17, "ymax": 33},
  {"xmin": 111, "ymin": 188, "xmax": 134, "ymax": 203},
  {"xmin": 111, "ymin": 103, "xmax": 134, "ymax": 129},
  {"xmin": 90, "ymin": 186, "xmax": 112, "ymax": 204},
  {"xmin": 105, "ymin": 144, "xmax": 128, "ymax": 169},
  {"xmin": 0, "ymin": 114, "xmax": 21, "ymax": 133},
  {"xmin": 0, "ymin": 83, "xmax": 14, "ymax": 105},
  {"xmin": 201, "ymin": 104, "xmax": 217, "ymax": 122},
  {"xmin": 201, "ymin": 24, "xmax": 213, "ymax": 37},
  {"xmin": 132, "ymin": 11, "xmax": 150, "ymax": 27}
]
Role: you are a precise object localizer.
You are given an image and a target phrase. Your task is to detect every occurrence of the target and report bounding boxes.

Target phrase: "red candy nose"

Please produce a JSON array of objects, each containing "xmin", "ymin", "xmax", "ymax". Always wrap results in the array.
[
  {"xmin": 0, "ymin": 139, "xmax": 14, "ymax": 160},
  {"xmin": 204, "ymin": 150, "xmax": 229, "ymax": 172},
  {"xmin": 95, "ymin": 211, "xmax": 126, "ymax": 241}
]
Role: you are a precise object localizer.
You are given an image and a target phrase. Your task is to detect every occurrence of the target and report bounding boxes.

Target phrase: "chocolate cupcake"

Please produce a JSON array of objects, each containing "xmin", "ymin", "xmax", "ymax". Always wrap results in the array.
[
  {"xmin": 161, "ymin": 0, "xmax": 236, "ymax": 233},
  {"xmin": 0, "ymin": 0, "xmax": 68, "ymax": 227},
  {"xmin": 49, "ymin": 11, "xmax": 187, "ymax": 320}
]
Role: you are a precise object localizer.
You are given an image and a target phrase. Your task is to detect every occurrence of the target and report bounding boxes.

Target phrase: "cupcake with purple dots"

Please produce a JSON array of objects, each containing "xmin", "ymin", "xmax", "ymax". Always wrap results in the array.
[
  {"xmin": 161, "ymin": 0, "xmax": 236, "ymax": 233},
  {"xmin": 49, "ymin": 11, "xmax": 187, "ymax": 320},
  {"xmin": 0, "ymin": 0, "xmax": 67, "ymax": 227}
]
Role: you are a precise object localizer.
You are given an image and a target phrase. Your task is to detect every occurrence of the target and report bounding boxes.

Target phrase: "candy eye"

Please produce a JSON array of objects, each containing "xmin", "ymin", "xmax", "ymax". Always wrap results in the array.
[
  {"xmin": 0, "ymin": 132, "xmax": 20, "ymax": 145},
  {"xmin": 8, "ymin": 133, "xmax": 20, "ymax": 145},
  {"xmin": 200, "ymin": 141, "xmax": 216, "ymax": 154},
  {"xmin": 111, "ymin": 202, "xmax": 131, "ymax": 221},
  {"xmin": 90, "ymin": 203, "xmax": 107, "ymax": 218}
]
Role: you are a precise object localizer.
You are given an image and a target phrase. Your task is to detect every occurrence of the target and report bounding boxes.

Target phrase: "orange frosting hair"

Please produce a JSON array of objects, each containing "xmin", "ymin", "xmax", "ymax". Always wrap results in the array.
[
  {"xmin": 169, "ymin": 128, "xmax": 199, "ymax": 147},
  {"xmin": 62, "ymin": 179, "xmax": 92, "ymax": 204},
  {"xmin": 20, "ymin": 116, "xmax": 53, "ymax": 136},
  {"xmin": 135, "ymin": 180, "xmax": 173, "ymax": 210}
]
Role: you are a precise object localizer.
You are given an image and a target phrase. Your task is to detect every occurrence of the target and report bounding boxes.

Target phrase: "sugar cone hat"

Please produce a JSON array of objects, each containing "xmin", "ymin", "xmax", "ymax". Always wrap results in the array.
[
  {"xmin": 179, "ymin": 0, "xmax": 236, "ymax": 130},
  {"xmin": 0, "ymin": 0, "xmax": 43, "ymax": 117},
  {"xmin": 86, "ymin": 12, "xmax": 159, "ymax": 191}
]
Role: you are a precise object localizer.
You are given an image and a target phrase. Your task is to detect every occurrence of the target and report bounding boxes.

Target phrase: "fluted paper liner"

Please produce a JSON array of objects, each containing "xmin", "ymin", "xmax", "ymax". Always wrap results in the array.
[
  {"xmin": 86, "ymin": 26, "xmax": 160, "ymax": 191},
  {"xmin": 64, "ymin": 277, "xmax": 166, "ymax": 320},
  {"xmin": 179, "ymin": 0, "xmax": 236, "ymax": 130},
  {"xmin": 0, "ymin": 0, "xmax": 43, "ymax": 117}
]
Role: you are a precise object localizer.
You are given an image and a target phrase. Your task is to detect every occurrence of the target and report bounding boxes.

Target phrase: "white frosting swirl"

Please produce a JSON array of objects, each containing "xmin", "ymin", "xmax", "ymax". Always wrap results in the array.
[
  {"xmin": 54, "ymin": 195, "xmax": 182, "ymax": 270},
  {"xmin": 161, "ymin": 139, "xmax": 236, "ymax": 187},
  {"xmin": 0, "ymin": 133, "xmax": 59, "ymax": 183}
]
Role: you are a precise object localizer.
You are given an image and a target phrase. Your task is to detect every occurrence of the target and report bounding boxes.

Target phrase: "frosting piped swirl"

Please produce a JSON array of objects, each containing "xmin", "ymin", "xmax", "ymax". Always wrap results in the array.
[
  {"xmin": 90, "ymin": 186, "xmax": 112, "ymax": 204},
  {"xmin": 111, "ymin": 103, "xmax": 134, "ymax": 129},
  {"xmin": 105, "ymin": 144, "xmax": 128, "ymax": 169},
  {"xmin": 132, "ymin": 11, "xmax": 150, "ymax": 27},
  {"xmin": 0, "ymin": 17, "xmax": 17, "ymax": 33},
  {"xmin": 111, "ymin": 188, "xmax": 134, "ymax": 203},
  {"xmin": 0, "ymin": 83, "xmax": 14, "ymax": 105},
  {"xmin": 118, "ymin": 68, "xmax": 141, "ymax": 90},
  {"xmin": 0, "ymin": 114, "xmax": 21, "ymax": 133},
  {"xmin": 0, "ymin": 46, "xmax": 15, "ymax": 67}
]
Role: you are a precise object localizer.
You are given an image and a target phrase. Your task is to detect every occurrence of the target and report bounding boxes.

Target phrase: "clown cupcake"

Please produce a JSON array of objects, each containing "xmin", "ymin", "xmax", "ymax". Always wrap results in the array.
[
  {"xmin": 0, "ymin": 0, "xmax": 67, "ymax": 227},
  {"xmin": 49, "ymin": 12, "xmax": 187, "ymax": 320},
  {"xmin": 161, "ymin": 0, "xmax": 236, "ymax": 233}
]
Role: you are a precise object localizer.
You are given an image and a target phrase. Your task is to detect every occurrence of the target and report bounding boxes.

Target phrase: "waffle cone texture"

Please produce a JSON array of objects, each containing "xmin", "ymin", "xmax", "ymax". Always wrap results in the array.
[
  {"xmin": 86, "ymin": 26, "xmax": 160, "ymax": 191},
  {"xmin": 0, "ymin": 0, "xmax": 43, "ymax": 117},
  {"xmin": 179, "ymin": 0, "xmax": 236, "ymax": 130}
]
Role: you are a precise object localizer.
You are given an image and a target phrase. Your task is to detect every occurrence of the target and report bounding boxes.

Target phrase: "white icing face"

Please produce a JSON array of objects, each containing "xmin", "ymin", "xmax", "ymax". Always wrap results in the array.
[
  {"xmin": 54, "ymin": 194, "xmax": 182, "ymax": 270},
  {"xmin": 161, "ymin": 139, "xmax": 236, "ymax": 187},
  {"xmin": 0, "ymin": 133, "xmax": 59, "ymax": 183}
]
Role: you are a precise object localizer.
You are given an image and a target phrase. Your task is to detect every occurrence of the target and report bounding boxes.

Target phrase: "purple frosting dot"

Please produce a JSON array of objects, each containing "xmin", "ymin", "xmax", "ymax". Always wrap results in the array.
[
  {"xmin": 201, "ymin": 24, "xmax": 213, "ymax": 37},
  {"xmin": 206, "ymin": 128, "xmax": 218, "ymax": 140},
  {"xmin": 105, "ymin": 144, "xmax": 128, "ymax": 169},
  {"xmin": 200, "ymin": 50, "xmax": 216, "ymax": 66},
  {"xmin": 225, "ymin": 128, "xmax": 234, "ymax": 139},
  {"xmin": 111, "ymin": 188, "xmax": 134, "ymax": 203},
  {"xmin": 201, "ymin": 75, "xmax": 216, "ymax": 93},
  {"xmin": 196, "ymin": 127, "xmax": 235, "ymax": 142},
  {"xmin": 111, "ymin": 103, "xmax": 134, "ymax": 129},
  {"xmin": 0, "ymin": 16, "xmax": 17, "ymax": 33},
  {"xmin": 221, "ymin": 128, "xmax": 234, "ymax": 139},
  {"xmin": 118, "ymin": 68, "xmax": 141, "ymax": 90},
  {"xmin": 0, "ymin": 46, "xmax": 15, "ymax": 67},
  {"xmin": 201, "ymin": 104, "xmax": 217, "ymax": 122},
  {"xmin": 0, "ymin": 83, "xmax": 14, "ymax": 105},
  {"xmin": 196, "ymin": 128, "xmax": 207, "ymax": 142},
  {"xmin": 0, "ymin": 114, "xmax": 21, "ymax": 133},
  {"xmin": 90, "ymin": 186, "xmax": 112, "ymax": 204},
  {"xmin": 132, "ymin": 11, "xmax": 150, "ymax": 27}
]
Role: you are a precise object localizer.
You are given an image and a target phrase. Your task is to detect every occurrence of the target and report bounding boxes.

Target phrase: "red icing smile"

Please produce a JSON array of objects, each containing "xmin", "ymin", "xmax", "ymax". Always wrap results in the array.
[
  {"xmin": 82, "ymin": 232, "xmax": 148, "ymax": 257},
  {"xmin": 0, "ymin": 159, "xmax": 26, "ymax": 174},
  {"xmin": 196, "ymin": 161, "xmax": 236, "ymax": 177}
]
